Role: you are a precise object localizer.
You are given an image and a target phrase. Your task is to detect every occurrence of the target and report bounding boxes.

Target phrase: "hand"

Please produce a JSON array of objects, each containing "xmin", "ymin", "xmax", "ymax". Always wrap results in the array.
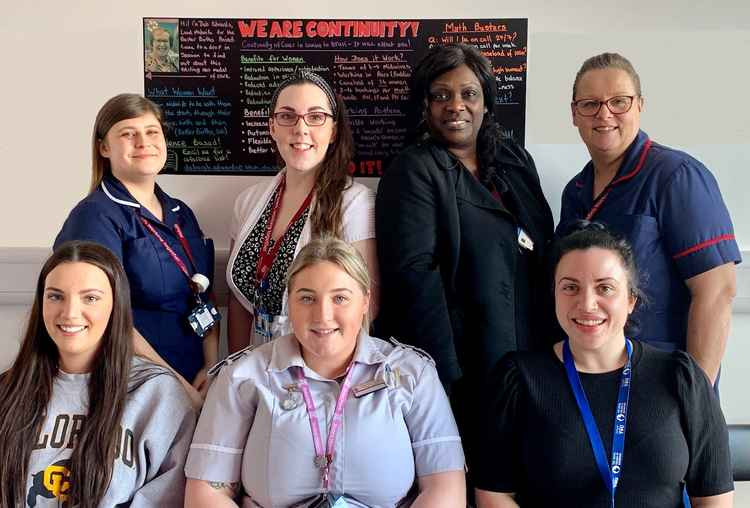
[
  {"xmin": 184, "ymin": 382, "xmax": 204, "ymax": 411},
  {"xmin": 192, "ymin": 368, "xmax": 211, "ymax": 397}
]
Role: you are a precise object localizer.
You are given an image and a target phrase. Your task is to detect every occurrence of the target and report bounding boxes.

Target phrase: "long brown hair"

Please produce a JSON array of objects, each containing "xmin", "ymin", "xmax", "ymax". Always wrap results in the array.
[
  {"xmin": 269, "ymin": 73, "xmax": 354, "ymax": 237},
  {"xmin": 0, "ymin": 241, "xmax": 134, "ymax": 507},
  {"xmin": 90, "ymin": 93, "xmax": 166, "ymax": 193}
]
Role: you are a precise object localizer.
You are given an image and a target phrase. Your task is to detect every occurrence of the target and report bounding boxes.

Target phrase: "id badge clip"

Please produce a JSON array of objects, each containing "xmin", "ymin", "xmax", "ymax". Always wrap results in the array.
[
  {"xmin": 187, "ymin": 296, "xmax": 221, "ymax": 338},
  {"xmin": 253, "ymin": 279, "xmax": 273, "ymax": 344},
  {"xmin": 517, "ymin": 227, "xmax": 534, "ymax": 251}
]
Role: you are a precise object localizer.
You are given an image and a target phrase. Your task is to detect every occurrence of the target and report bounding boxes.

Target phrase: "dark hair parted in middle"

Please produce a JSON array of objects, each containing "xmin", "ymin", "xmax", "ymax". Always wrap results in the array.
[
  {"xmin": 409, "ymin": 43, "xmax": 505, "ymax": 185},
  {"xmin": 552, "ymin": 220, "xmax": 646, "ymax": 307},
  {"xmin": 0, "ymin": 241, "xmax": 138, "ymax": 507},
  {"xmin": 269, "ymin": 70, "xmax": 355, "ymax": 238},
  {"xmin": 552, "ymin": 221, "xmax": 646, "ymax": 336}
]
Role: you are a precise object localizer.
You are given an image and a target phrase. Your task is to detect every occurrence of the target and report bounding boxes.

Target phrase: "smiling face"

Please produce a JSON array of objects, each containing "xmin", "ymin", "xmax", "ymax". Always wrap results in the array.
[
  {"xmin": 152, "ymin": 33, "xmax": 171, "ymax": 58},
  {"xmin": 572, "ymin": 68, "xmax": 643, "ymax": 162},
  {"xmin": 99, "ymin": 113, "xmax": 166, "ymax": 184},
  {"xmin": 42, "ymin": 261, "xmax": 114, "ymax": 373},
  {"xmin": 270, "ymin": 83, "xmax": 336, "ymax": 178},
  {"xmin": 426, "ymin": 64, "xmax": 486, "ymax": 157},
  {"xmin": 555, "ymin": 247, "xmax": 636, "ymax": 355},
  {"xmin": 288, "ymin": 260, "xmax": 369, "ymax": 376}
]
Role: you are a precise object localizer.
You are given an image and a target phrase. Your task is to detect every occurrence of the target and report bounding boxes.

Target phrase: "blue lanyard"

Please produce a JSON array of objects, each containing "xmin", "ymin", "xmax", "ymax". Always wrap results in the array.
[{"xmin": 563, "ymin": 338, "xmax": 633, "ymax": 508}]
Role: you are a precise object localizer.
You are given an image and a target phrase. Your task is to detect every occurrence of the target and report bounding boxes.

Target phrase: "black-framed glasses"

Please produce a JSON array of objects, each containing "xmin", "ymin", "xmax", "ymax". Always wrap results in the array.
[
  {"xmin": 272, "ymin": 111, "xmax": 333, "ymax": 127},
  {"xmin": 572, "ymin": 95, "xmax": 638, "ymax": 117}
]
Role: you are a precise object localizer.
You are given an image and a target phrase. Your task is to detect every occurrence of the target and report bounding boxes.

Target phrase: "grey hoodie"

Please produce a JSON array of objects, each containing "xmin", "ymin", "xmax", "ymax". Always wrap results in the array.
[{"xmin": 25, "ymin": 358, "xmax": 196, "ymax": 507}]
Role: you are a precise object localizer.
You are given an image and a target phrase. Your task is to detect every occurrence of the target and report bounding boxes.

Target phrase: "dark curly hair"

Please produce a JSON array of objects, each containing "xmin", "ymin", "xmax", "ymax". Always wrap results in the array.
[
  {"xmin": 408, "ymin": 43, "xmax": 506, "ymax": 186},
  {"xmin": 269, "ymin": 71, "xmax": 354, "ymax": 237},
  {"xmin": 552, "ymin": 221, "xmax": 647, "ymax": 335}
]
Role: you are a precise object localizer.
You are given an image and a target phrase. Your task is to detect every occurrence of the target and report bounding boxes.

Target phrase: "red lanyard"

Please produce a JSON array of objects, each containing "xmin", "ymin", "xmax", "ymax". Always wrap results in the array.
[
  {"xmin": 294, "ymin": 363, "xmax": 358, "ymax": 492},
  {"xmin": 255, "ymin": 176, "xmax": 314, "ymax": 284},
  {"xmin": 586, "ymin": 139, "xmax": 652, "ymax": 221},
  {"xmin": 140, "ymin": 217, "xmax": 197, "ymax": 281}
]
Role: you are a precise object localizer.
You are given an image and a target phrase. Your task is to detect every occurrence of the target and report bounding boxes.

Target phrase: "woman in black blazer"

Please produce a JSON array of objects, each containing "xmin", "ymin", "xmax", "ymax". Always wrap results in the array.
[{"xmin": 375, "ymin": 43, "xmax": 555, "ymax": 471}]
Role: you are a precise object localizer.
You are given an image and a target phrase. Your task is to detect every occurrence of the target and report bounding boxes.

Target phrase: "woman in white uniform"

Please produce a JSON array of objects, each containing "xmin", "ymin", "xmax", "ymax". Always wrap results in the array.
[{"xmin": 186, "ymin": 237, "xmax": 465, "ymax": 507}]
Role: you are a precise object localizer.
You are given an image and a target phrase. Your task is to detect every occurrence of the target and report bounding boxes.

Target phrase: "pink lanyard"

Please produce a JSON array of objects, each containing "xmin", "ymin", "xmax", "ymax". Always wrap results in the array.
[
  {"xmin": 293, "ymin": 363, "xmax": 358, "ymax": 492},
  {"xmin": 586, "ymin": 138, "xmax": 652, "ymax": 220},
  {"xmin": 140, "ymin": 218, "xmax": 197, "ymax": 281}
]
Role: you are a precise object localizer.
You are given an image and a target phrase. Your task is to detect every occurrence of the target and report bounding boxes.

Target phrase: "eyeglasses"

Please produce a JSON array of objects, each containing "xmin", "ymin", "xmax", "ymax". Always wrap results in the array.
[
  {"xmin": 272, "ymin": 111, "xmax": 333, "ymax": 127},
  {"xmin": 572, "ymin": 95, "xmax": 638, "ymax": 117}
]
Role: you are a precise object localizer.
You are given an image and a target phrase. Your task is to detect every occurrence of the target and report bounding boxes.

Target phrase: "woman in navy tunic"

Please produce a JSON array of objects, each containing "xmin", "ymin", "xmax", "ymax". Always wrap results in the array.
[
  {"xmin": 559, "ymin": 53, "xmax": 740, "ymax": 385},
  {"xmin": 55, "ymin": 94, "xmax": 216, "ymax": 400}
]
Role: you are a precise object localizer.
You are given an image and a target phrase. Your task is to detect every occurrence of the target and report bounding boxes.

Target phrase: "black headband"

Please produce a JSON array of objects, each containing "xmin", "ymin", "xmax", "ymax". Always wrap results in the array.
[{"xmin": 269, "ymin": 69, "xmax": 338, "ymax": 116}]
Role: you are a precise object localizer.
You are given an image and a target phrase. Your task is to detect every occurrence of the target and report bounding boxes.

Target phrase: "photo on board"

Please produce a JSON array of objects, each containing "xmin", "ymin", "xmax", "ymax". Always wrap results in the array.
[{"xmin": 144, "ymin": 18, "xmax": 180, "ymax": 73}]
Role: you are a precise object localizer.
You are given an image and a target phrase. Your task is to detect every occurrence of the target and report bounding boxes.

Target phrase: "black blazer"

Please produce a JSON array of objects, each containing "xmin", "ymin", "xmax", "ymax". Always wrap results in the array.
[{"xmin": 375, "ymin": 140, "xmax": 555, "ymax": 387}]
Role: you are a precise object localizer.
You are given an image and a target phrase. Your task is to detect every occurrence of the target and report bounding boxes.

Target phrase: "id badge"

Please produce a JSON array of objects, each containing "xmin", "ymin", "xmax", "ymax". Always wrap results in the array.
[
  {"xmin": 329, "ymin": 495, "xmax": 348, "ymax": 507},
  {"xmin": 187, "ymin": 299, "xmax": 221, "ymax": 338},
  {"xmin": 253, "ymin": 306, "xmax": 273, "ymax": 345},
  {"xmin": 517, "ymin": 227, "xmax": 534, "ymax": 251},
  {"xmin": 289, "ymin": 494, "xmax": 329, "ymax": 508}
]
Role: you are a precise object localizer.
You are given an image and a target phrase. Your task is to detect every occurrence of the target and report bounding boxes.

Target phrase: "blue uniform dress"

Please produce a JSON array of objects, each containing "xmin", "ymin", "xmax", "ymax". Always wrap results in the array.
[
  {"xmin": 559, "ymin": 130, "xmax": 741, "ymax": 352},
  {"xmin": 54, "ymin": 174, "xmax": 215, "ymax": 382}
]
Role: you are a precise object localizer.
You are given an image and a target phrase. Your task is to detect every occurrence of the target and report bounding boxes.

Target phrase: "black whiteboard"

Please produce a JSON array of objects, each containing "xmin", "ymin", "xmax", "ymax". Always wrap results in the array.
[{"xmin": 143, "ymin": 17, "xmax": 528, "ymax": 176}]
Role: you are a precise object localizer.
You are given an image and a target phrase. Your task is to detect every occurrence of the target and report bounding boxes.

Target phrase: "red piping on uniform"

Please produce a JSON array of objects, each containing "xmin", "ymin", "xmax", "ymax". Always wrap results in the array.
[
  {"xmin": 611, "ymin": 138, "xmax": 653, "ymax": 185},
  {"xmin": 586, "ymin": 139, "xmax": 653, "ymax": 221},
  {"xmin": 673, "ymin": 234, "xmax": 736, "ymax": 259}
]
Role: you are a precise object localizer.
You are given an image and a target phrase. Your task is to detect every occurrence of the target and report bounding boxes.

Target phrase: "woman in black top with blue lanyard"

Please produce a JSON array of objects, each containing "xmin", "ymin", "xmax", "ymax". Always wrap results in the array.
[
  {"xmin": 474, "ymin": 223, "xmax": 733, "ymax": 508},
  {"xmin": 55, "ymin": 94, "xmax": 218, "ymax": 405}
]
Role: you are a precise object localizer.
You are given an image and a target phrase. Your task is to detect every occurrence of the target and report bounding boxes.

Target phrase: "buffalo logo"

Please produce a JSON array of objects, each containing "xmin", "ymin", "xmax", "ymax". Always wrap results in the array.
[{"xmin": 27, "ymin": 459, "xmax": 71, "ymax": 507}]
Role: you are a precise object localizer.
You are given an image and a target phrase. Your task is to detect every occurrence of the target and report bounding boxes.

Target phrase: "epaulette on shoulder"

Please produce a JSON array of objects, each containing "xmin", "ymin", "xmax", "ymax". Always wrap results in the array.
[
  {"xmin": 207, "ymin": 344, "xmax": 258, "ymax": 376},
  {"xmin": 384, "ymin": 337, "xmax": 435, "ymax": 365}
]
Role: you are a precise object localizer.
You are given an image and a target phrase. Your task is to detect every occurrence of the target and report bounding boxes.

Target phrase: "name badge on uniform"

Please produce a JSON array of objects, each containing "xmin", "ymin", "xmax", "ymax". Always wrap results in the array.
[
  {"xmin": 352, "ymin": 378, "xmax": 388, "ymax": 398},
  {"xmin": 517, "ymin": 227, "xmax": 534, "ymax": 251},
  {"xmin": 187, "ymin": 297, "xmax": 221, "ymax": 338}
]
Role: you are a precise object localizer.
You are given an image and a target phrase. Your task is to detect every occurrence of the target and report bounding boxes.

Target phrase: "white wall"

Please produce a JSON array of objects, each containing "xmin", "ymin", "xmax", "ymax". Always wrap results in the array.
[
  {"xmin": 1, "ymin": 1, "xmax": 749, "ymax": 493},
  {"xmin": 1, "ymin": 1, "xmax": 748, "ymax": 250}
]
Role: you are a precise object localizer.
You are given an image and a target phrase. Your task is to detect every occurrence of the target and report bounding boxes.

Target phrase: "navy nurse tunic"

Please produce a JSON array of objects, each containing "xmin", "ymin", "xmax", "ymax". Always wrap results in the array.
[
  {"xmin": 54, "ymin": 174, "xmax": 215, "ymax": 381},
  {"xmin": 558, "ymin": 130, "xmax": 741, "ymax": 351}
]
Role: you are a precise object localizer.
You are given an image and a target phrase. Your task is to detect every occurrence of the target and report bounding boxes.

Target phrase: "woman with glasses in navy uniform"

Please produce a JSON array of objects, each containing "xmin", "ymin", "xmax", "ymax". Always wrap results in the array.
[
  {"xmin": 558, "ymin": 53, "xmax": 740, "ymax": 387},
  {"xmin": 226, "ymin": 71, "xmax": 377, "ymax": 353}
]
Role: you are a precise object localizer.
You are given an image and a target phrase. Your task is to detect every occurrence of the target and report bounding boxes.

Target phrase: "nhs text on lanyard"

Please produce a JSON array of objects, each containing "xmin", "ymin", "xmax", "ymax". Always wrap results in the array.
[{"xmin": 563, "ymin": 339, "xmax": 633, "ymax": 508}]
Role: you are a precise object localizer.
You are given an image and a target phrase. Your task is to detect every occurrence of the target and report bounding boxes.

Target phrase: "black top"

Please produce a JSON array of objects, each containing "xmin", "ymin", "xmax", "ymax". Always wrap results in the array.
[
  {"xmin": 375, "ymin": 140, "xmax": 555, "ymax": 387},
  {"xmin": 475, "ymin": 341, "xmax": 734, "ymax": 507}
]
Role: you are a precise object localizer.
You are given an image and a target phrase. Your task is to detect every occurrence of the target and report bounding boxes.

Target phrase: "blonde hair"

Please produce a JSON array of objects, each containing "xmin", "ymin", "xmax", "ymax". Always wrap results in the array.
[{"xmin": 286, "ymin": 236, "xmax": 370, "ymax": 329}]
